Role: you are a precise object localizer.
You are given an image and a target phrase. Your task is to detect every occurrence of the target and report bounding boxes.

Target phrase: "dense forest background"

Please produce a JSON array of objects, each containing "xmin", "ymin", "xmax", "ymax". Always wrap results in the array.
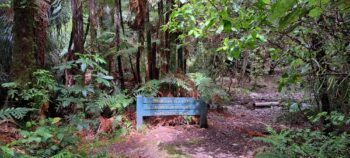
[{"xmin": 0, "ymin": 0, "xmax": 350, "ymax": 157}]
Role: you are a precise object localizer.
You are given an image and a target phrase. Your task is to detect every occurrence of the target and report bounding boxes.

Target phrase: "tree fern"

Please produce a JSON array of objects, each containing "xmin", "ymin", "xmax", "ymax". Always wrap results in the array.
[{"xmin": 0, "ymin": 107, "xmax": 34, "ymax": 120}]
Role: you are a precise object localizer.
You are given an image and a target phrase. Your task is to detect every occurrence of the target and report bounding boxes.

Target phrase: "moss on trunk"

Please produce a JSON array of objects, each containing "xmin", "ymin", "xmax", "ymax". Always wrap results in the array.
[{"xmin": 11, "ymin": 0, "xmax": 38, "ymax": 82}]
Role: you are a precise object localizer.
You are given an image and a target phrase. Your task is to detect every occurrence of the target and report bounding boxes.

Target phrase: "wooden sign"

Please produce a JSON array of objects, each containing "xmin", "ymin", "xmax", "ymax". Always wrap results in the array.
[{"xmin": 136, "ymin": 95, "xmax": 208, "ymax": 129}]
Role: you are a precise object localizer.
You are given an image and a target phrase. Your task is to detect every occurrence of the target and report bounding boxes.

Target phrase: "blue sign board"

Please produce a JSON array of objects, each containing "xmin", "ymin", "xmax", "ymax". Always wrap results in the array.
[{"xmin": 136, "ymin": 95, "xmax": 208, "ymax": 129}]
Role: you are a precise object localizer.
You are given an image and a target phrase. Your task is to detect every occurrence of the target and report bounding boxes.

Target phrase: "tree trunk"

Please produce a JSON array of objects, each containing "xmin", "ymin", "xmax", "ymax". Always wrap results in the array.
[
  {"xmin": 136, "ymin": 30, "xmax": 143, "ymax": 83},
  {"xmin": 70, "ymin": 0, "xmax": 84, "ymax": 57},
  {"xmin": 35, "ymin": 0, "xmax": 50, "ymax": 67},
  {"xmin": 164, "ymin": 0, "xmax": 173, "ymax": 73},
  {"xmin": 129, "ymin": 55, "xmax": 138, "ymax": 84},
  {"xmin": 176, "ymin": 34, "xmax": 184, "ymax": 72},
  {"xmin": 149, "ymin": 42, "xmax": 158, "ymax": 80},
  {"xmin": 11, "ymin": 0, "xmax": 37, "ymax": 82},
  {"xmin": 89, "ymin": 0, "xmax": 97, "ymax": 52},
  {"xmin": 115, "ymin": 0, "xmax": 125, "ymax": 89},
  {"xmin": 158, "ymin": 0, "xmax": 167, "ymax": 77},
  {"xmin": 145, "ymin": 2, "xmax": 152, "ymax": 81},
  {"xmin": 65, "ymin": 0, "xmax": 84, "ymax": 87}
]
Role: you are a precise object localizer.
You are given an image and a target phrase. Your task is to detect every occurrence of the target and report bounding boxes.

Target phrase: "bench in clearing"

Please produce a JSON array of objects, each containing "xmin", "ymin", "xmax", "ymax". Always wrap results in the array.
[{"xmin": 136, "ymin": 95, "xmax": 208, "ymax": 129}]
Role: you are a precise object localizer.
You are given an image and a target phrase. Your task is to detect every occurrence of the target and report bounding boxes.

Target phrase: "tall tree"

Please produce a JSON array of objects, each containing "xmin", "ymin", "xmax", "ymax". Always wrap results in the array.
[
  {"xmin": 11, "ymin": 0, "xmax": 37, "ymax": 82},
  {"xmin": 89, "ymin": 0, "xmax": 97, "ymax": 52},
  {"xmin": 164, "ymin": 0, "xmax": 172, "ymax": 74},
  {"xmin": 129, "ymin": 0, "xmax": 146, "ymax": 83},
  {"xmin": 115, "ymin": 0, "xmax": 125, "ymax": 89},
  {"xmin": 70, "ymin": 0, "xmax": 84, "ymax": 56},
  {"xmin": 65, "ymin": 0, "xmax": 84, "ymax": 86},
  {"xmin": 35, "ymin": 0, "xmax": 50, "ymax": 67},
  {"xmin": 158, "ymin": 0, "xmax": 167, "ymax": 77}
]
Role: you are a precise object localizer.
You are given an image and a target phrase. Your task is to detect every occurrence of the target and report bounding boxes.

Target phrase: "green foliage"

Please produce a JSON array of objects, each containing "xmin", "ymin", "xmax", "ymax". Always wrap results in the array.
[
  {"xmin": 255, "ymin": 126, "xmax": 350, "ymax": 158},
  {"xmin": 0, "ymin": 145, "xmax": 23, "ymax": 158},
  {"xmin": 133, "ymin": 80, "xmax": 160, "ymax": 97},
  {"xmin": 2, "ymin": 70, "xmax": 57, "ymax": 109},
  {"xmin": 188, "ymin": 73, "xmax": 229, "ymax": 103},
  {"xmin": 50, "ymin": 151, "xmax": 75, "ymax": 158},
  {"xmin": 307, "ymin": 111, "xmax": 350, "ymax": 131},
  {"xmin": 92, "ymin": 93, "xmax": 132, "ymax": 114},
  {"xmin": 55, "ymin": 53, "xmax": 115, "ymax": 113},
  {"xmin": 5, "ymin": 118, "xmax": 79, "ymax": 158},
  {"xmin": 0, "ymin": 107, "xmax": 34, "ymax": 120},
  {"xmin": 161, "ymin": 74, "xmax": 192, "ymax": 92}
]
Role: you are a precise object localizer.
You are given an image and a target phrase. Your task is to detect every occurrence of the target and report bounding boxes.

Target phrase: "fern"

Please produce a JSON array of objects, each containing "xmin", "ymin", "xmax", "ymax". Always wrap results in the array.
[
  {"xmin": 160, "ymin": 74, "xmax": 191, "ymax": 91},
  {"xmin": 89, "ymin": 93, "xmax": 132, "ymax": 114},
  {"xmin": 0, "ymin": 107, "xmax": 34, "ymax": 120},
  {"xmin": 187, "ymin": 73, "xmax": 229, "ymax": 103},
  {"xmin": 50, "ymin": 151, "xmax": 74, "ymax": 158},
  {"xmin": 133, "ymin": 80, "xmax": 160, "ymax": 97}
]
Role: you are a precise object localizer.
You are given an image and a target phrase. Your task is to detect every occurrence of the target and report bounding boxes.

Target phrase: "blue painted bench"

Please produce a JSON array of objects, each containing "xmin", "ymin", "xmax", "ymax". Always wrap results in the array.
[{"xmin": 136, "ymin": 95, "xmax": 208, "ymax": 129}]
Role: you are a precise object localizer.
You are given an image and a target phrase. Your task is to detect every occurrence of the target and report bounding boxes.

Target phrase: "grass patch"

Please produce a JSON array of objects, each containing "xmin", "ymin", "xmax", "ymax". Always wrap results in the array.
[
  {"xmin": 163, "ymin": 144, "xmax": 189, "ymax": 157},
  {"xmin": 186, "ymin": 138, "xmax": 202, "ymax": 145}
]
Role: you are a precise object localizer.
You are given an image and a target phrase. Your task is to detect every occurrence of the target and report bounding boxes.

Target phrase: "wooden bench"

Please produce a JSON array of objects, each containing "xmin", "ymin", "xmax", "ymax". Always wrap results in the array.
[{"xmin": 136, "ymin": 95, "xmax": 208, "ymax": 129}]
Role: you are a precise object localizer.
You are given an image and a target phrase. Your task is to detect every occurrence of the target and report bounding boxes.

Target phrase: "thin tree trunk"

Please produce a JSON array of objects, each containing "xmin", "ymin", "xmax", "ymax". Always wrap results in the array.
[
  {"xmin": 176, "ymin": 34, "xmax": 184, "ymax": 72},
  {"xmin": 136, "ymin": 30, "xmax": 143, "ymax": 83},
  {"xmin": 89, "ymin": 0, "xmax": 97, "ymax": 52},
  {"xmin": 115, "ymin": 0, "xmax": 125, "ymax": 89},
  {"xmin": 149, "ymin": 42, "xmax": 158, "ymax": 80},
  {"xmin": 129, "ymin": 55, "xmax": 137, "ymax": 84},
  {"xmin": 83, "ymin": 18, "xmax": 90, "ymax": 45},
  {"xmin": 164, "ymin": 0, "xmax": 173, "ymax": 73},
  {"xmin": 144, "ymin": 3, "xmax": 152, "ymax": 81},
  {"xmin": 158, "ymin": 0, "xmax": 167, "ymax": 77}
]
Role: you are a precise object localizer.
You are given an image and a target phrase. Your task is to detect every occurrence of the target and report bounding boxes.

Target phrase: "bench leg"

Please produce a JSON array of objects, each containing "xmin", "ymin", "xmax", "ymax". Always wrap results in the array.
[
  {"xmin": 137, "ymin": 115, "xmax": 143, "ymax": 130},
  {"xmin": 136, "ymin": 95, "xmax": 143, "ymax": 130},
  {"xmin": 200, "ymin": 102, "xmax": 208, "ymax": 128}
]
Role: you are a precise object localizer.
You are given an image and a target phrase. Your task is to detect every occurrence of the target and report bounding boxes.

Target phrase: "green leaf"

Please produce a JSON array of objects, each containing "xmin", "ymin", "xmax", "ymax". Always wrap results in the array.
[
  {"xmin": 262, "ymin": 0, "xmax": 270, "ymax": 4},
  {"xmin": 222, "ymin": 20, "xmax": 232, "ymax": 33},
  {"xmin": 270, "ymin": 0, "xmax": 297, "ymax": 22},
  {"xmin": 308, "ymin": 7, "xmax": 323, "ymax": 18},
  {"xmin": 279, "ymin": 8, "xmax": 307, "ymax": 29},
  {"xmin": 52, "ymin": 117, "xmax": 61, "ymax": 124}
]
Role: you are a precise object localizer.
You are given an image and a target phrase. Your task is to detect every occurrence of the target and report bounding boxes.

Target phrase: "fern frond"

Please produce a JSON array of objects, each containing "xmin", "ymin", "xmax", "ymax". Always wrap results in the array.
[
  {"xmin": 134, "ymin": 80, "xmax": 160, "ymax": 97},
  {"xmin": 50, "ymin": 151, "xmax": 74, "ymax": 158},
  {"xmin": 188, "ymin": 73, "xmax": 229, "ymax": 103},
  {"xmin": 0, "ymin": 107, "xmax": 34, "ymax": 120},
  {"xmin": 161, "ymin": 74, "xmax": 191, "ymax": 91},
  {"xmin": 90, "ymin": 93, "xmax": 132, "ymax": 113}
]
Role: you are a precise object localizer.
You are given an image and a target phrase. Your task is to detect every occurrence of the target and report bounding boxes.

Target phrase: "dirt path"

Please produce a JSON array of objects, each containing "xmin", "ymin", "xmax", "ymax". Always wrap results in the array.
[{"xmin": 107, "ymin": 104, "xmax": 287, "ymax": 158}]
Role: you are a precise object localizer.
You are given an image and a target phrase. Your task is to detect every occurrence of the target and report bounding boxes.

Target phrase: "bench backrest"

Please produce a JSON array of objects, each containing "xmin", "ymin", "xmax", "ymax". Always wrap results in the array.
[{"xmin": 136, "ymin": 95, "xmax": 208, "ymax": 129}]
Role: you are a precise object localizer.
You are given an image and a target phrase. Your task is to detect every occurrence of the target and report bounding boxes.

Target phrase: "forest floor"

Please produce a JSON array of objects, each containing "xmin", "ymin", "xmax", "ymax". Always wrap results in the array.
[{"xmin": 97, "ymin": 75, "xmax": 303, "ymax": 158}]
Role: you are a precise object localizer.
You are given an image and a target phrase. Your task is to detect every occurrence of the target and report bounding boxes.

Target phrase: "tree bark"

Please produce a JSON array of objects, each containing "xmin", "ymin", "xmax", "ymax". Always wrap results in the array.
[
  {"xmin": 35, "ymin": 0, "xmax": 50, "ymax": 67},
  {"xmin": 145, "ymin": 2, "xmax": 153, "ymax": 81},
  {"xmin": 89, "ymin": 0, "xmax": 97, "ymax": 52},
  {"xmin": 11, "ymin": 0, "xmax": 37, "ymax": 82},
  {"xmin": 70, "ymin": 0, "xmax": 84, "ymax": 57},
  {"xmin": 136, "ymin": 30, "xmax": 143, "ymax": 83},
  {"xmin": 65, "ymin": 0, "xmax": 84, "ymax": 87},
  {"xmin": 176, "ymin": 34, "xmax": 184, "ymax": 72},
  {"xmin": 115, "ymin": 0, "xmax": 125, "ymax": 89},
  {"xmin": 164, "ymin": 0, "xmax": 173, "ymax": 74}
]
